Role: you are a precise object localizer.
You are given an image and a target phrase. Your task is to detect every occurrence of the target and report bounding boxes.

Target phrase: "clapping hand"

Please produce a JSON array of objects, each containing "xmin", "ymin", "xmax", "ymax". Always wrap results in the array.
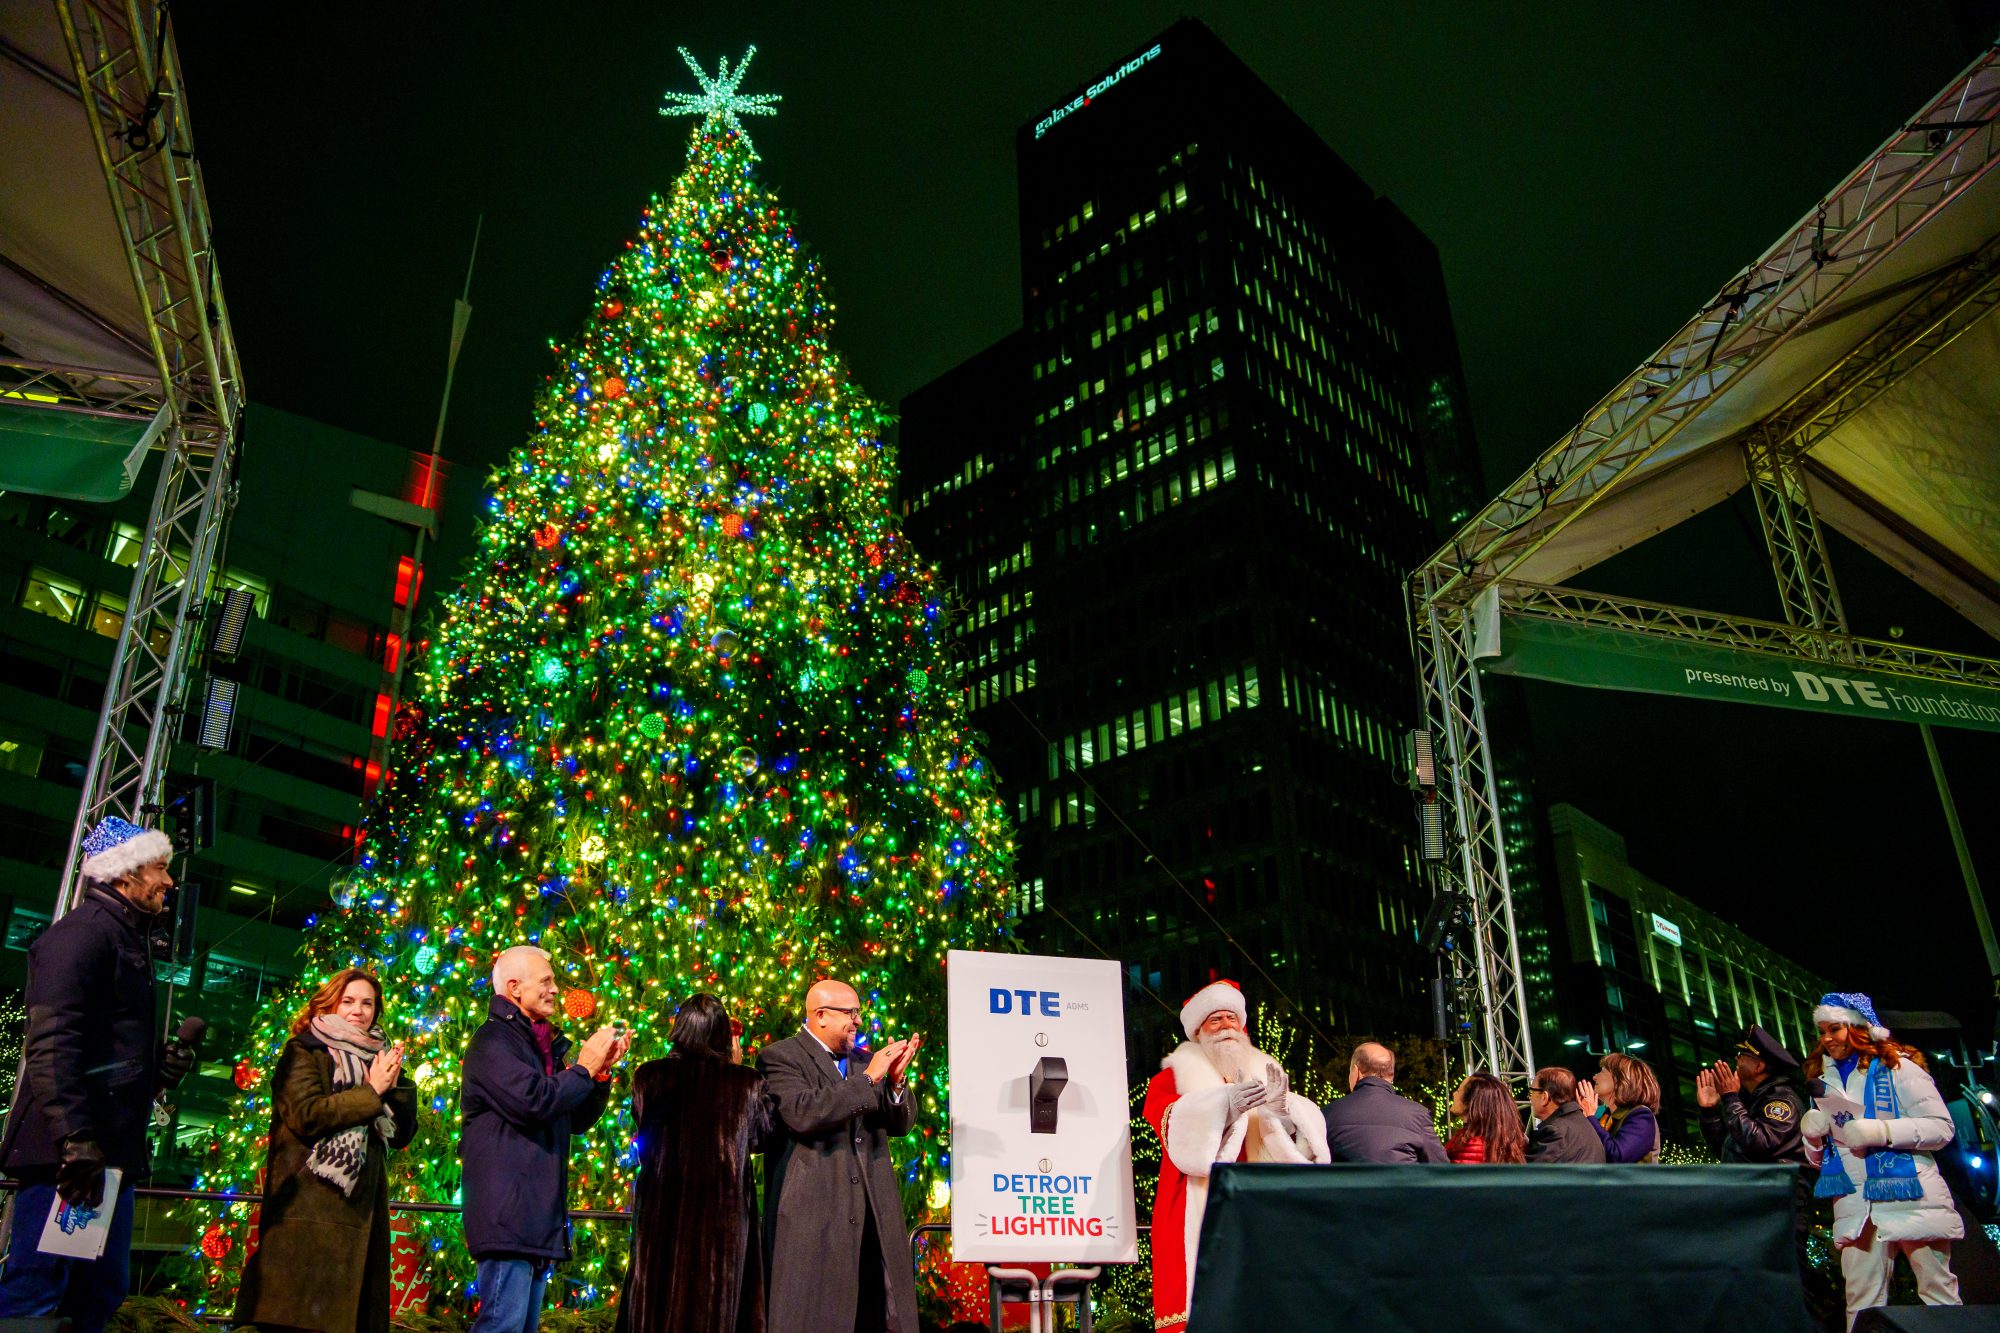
[
  {"xmin": 864, "ymin": 1038, "xmax": 910, "ymax": 1084},
  {"xmin": 1575, "ymin": 1077, "xmax": 1599, "ymax": 1117},
  {"xmin": 1224, "ymin": 1079, "xmax": 1269, "ymax": 1121},
  {"xmin": 577, "ymin": 1027, "xmax": 618, "ymax": 1077},
  {"xmin": 1711, "ymin": 1061, "xmax": 1740, "ymax": 1096},
  {"xmin": 890, "ymin": 1032, "xmax": 922, "ymax": 1086},
  {"xmin": 367, "ymin": 1043, "xmax": 402, "ymax": 1095},
  {"xmin": 1695, "ymin": 1068, "xmax": 1720, "ymax": 1109},
  {"xmin": 1263, "ymin": 1063, "xmax": 1297, "ymax": 1135}
]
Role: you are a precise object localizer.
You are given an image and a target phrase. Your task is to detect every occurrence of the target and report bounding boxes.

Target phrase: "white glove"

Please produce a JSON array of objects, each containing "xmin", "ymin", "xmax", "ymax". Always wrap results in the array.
[
  {"xmin": 1224, "ymin": 1080, "xmax": 1270, "ymax": 1121},
  {"xmin": 1834, "ymin": 1117, "xmax": 1891, "ymax": 1152},
  {"xmin": 1800, "ymin": 1109, "xmax": 1832, "ymax": 1146}
]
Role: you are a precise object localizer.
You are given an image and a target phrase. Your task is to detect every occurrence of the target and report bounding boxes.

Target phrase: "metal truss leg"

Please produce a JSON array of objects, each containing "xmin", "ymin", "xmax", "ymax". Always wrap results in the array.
[
  {"xmin": 1412, "ymin": 575, "xmax": 1537, "ymax": 1087},
  {"xmin": 1743, "ymin": 436, "xmax": 1848, "ymax": 637}
]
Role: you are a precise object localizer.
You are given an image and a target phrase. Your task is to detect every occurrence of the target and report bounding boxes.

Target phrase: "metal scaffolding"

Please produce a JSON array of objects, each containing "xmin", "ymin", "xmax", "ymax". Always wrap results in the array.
[
  {"xmin": 42, "ymin": 0, "xmax": 244, "ymax": 915},
  {"xmin": 1410, "ymin": 44, "xmax": 2000, "ymax": 1088}
]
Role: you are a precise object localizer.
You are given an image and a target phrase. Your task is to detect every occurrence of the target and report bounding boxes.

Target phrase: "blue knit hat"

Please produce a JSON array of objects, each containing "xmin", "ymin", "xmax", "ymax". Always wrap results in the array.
[
  {"xmin": 1814, "ymin": 991, "xmax": 1890, "ymax": 1042},
  {"xmin": 80, "ymin": 816, "xmax": 172, "ymax": 884}
]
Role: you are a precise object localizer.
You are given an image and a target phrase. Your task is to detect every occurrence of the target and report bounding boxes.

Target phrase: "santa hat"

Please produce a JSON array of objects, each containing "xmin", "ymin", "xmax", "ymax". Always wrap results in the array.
[
  {"xmin": 1180, "ymin": 979, "xmax": 1247, "ymax": 1038},
  {"xmin": 1814, "ymin": 991, "xmax": 1890, "ymax": 1042},
  {"xmin": 80, "ymin": 816, "xmax": 172, "ymax": 885}
]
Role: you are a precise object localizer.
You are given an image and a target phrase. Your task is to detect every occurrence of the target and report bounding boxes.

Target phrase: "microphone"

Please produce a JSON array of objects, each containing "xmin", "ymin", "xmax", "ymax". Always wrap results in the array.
[{"xmin": 174, "ymin": 1016, "xmax": 208, "ymax": 1050}]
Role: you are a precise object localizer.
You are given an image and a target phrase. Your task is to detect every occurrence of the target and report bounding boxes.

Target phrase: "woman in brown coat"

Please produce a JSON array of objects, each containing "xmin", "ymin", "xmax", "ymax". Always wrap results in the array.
[
  {"xmin": 614, "ymin": 993, "xmax": 777, "ymax": 1333},
  {"xmin": 235, "ymin": 968, "xmax": 418, "ymax": 1333}
]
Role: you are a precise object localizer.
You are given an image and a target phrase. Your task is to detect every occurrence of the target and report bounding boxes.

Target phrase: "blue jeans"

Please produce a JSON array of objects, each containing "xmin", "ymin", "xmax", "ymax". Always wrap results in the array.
[
  {"xmin": 0, "ymin": 1177, "xmax": 137, "ymax": 1333},
  {"xmin": 470, "ymin": 1257, "xmax": 551, "ymax": 1333}
]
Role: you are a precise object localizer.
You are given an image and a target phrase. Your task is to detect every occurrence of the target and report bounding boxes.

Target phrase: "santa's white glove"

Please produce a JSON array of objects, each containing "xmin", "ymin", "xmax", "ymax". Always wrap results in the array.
[
  {"xmin": 1834, "ymin": 1117, "xmax": 1891, "ymax": 1153},
  {"xmin": 1800, "ymin": 1109, "xmax": 1832, "ymax": 1147},
  {"xmin": 1264, "ymin": 1062, "xmax": 1289, "ymax": 1100},
  {"xmin": 1224, "ymin": 1080, "xmax": 1270, "ymax": 1122}
]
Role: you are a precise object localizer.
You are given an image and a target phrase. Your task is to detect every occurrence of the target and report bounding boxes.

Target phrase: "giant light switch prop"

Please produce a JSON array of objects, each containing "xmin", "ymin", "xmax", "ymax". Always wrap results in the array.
[{"xmin": 947, "ymin": 949, "xmax": 1137, "ymax": 1262}]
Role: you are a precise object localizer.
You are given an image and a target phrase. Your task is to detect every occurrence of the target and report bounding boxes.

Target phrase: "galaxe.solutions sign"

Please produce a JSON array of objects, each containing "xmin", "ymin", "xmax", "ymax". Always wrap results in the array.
[{"xmin": 1034, "ymin": 43, "xmax": 1164, "ymax": 139}]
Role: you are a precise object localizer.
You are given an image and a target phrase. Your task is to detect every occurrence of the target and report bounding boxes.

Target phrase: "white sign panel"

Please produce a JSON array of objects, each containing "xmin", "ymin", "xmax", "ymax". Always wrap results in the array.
[{"xmin": 947, "ymin": 949, "xmax": 1136, "ymax": 1263}]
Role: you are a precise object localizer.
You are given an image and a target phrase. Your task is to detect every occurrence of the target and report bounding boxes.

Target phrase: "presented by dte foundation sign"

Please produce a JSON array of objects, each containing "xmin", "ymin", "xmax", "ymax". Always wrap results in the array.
[{"xmin": 946, "ymin": 950, "xmax": 1137, "ymax": 1263}]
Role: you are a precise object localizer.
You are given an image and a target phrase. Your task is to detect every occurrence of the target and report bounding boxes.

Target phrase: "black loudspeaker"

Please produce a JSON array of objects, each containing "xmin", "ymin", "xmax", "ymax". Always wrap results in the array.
[
  {"xmin": 1853, "ymin": 1307, "xmax": 2000, "ymax": 1330},
  {"xmin": 1190, "ymin": 1164, "xmax": 1814, "ymax": 1332}
]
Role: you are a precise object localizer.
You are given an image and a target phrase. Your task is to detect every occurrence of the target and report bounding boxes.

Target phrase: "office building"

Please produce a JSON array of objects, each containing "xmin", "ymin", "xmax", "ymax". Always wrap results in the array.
[
  {"xmin": 901, "ymin": 20, "xmax": 1511, "ymax": 1058},
  {"xmin": 0, "ymin": 403, "xmax": 471, "ymax": 1196},
  {"xmin": 1544, "ymin": 803, "xmax": 1829, "ymax": 1141}
]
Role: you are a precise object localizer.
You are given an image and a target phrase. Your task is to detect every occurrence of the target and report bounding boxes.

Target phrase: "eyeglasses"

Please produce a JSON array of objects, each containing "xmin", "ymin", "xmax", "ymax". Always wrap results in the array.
[{"xmin": 815, "ymin": 1005, "xmax": 863, "ymax": 1020}]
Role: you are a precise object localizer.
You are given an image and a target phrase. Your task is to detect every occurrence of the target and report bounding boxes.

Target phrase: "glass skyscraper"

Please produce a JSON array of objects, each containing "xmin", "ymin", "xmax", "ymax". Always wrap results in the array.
[{"xmin": 901, "ymin": 20, "xmax": 1509, "ymax": 1060}]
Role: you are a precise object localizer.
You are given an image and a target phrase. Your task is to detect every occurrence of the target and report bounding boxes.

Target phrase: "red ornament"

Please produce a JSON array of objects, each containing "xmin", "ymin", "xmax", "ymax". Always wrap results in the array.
[
  {"xmin": 200, "ymin": 1224, "xmax": 233, "ymax": 1260},
  {"xmin": 564, "ymin": 988, "xmax": 598, "ymax": 1021},
  {"xmin": 720, "ymin": 514, "xmax": 744, "ymax": 538},
  {"xmin": 233, "ymin": 1060, "xmax": 259, "ymax": 1091},
  {"xmin": 599, "ymin": 299, "xmax": 624, "ymax": 320},
  {"xmin": 532, "ymin": 522, "xmax": 562, "ymax": 550},
  {"xmin": 602, "ymin": 376, "xmax": 627, "ymax": 400}
]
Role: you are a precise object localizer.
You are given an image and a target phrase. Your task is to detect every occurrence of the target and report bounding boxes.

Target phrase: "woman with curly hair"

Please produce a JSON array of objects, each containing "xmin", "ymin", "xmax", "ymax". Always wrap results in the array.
[
  {"xmin": 235, "ymin": 968, "xmax": 418, "ymax": 1333},
  {"xmin": 1575, "ymin": 1051, "xmax": 1660, "ymax": 1163},
  {"xmin": 1800, "ymin": 991, "xmax": 1961, "ymax": 1326},
  {"xmin": 1445, "ymin": 1072, "xmax": 1526, "ymax": 1165}
]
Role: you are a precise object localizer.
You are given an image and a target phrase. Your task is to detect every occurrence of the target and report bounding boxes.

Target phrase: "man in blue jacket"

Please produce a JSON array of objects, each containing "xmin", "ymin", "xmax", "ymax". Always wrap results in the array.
[
  {"xmin": 0, "ymin": 817, "xmax": 195, "ymax": 1333},
  {"xmin": 460, "ymin": 945, "xmax": 627, "ymax": 1333}
]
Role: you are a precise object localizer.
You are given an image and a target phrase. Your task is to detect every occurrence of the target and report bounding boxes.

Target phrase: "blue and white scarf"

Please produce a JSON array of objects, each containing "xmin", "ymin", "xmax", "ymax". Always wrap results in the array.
[{"xmin": 1814, "ymin": 1058, "xmax": 1923, "ymax": 1202}]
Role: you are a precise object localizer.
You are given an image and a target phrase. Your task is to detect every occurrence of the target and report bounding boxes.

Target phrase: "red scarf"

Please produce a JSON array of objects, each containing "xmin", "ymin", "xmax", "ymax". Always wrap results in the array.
[{"xmin": 530, "ymin": 1018, "xmax": 556, "ymax": 1075}]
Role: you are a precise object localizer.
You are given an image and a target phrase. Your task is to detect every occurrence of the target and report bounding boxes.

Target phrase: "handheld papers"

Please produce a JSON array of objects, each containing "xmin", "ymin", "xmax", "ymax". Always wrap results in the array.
[{"xmin": 37, "ymin": 1167, "xmax": 123, "ymax": 1259}]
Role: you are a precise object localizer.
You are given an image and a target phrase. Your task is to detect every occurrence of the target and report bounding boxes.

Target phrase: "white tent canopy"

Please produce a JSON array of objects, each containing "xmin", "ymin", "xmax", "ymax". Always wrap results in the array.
[{"xmin": 1423, "ymin": 47, "xmax": 2000, "ymax": 640}]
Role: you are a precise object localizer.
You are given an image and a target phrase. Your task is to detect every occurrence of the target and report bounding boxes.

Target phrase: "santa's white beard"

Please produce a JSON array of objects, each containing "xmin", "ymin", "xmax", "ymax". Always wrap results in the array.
[{"xmin": 1198, "ymin": 1029, "xmax": 1251, "ymax": 1082}]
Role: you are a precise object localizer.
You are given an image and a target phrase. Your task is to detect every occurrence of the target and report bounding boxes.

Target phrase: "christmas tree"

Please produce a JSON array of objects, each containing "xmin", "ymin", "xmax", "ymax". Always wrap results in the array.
[{"xmin": 188, "ymin": 47, "xmax": 1014, "ymax": 1312}]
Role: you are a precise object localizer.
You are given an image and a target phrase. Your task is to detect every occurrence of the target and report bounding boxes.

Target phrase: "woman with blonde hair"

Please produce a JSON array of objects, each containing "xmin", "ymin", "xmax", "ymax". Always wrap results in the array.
[
  {"xmin": 235, "ymin": 967, "xmax": 418, "ymax": 1333},
  {"xmin": 1575, "ymin": 1051, "xmax": 1661, "ymax": 1163}
]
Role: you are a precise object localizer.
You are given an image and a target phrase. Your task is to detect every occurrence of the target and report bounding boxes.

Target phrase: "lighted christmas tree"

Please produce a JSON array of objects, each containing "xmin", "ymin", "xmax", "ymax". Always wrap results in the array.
[{"xmin": 187, "ymin": 47, "xmax": 1014, "ymax": 1312}]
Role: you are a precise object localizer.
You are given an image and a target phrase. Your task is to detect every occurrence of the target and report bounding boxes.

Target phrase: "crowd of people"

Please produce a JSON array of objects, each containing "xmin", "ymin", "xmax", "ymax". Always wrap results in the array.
[
  {"xmin": 0, "ymin": 818, "xmax": 1973, "ymax": 1333},
  {"xmin": 0, "ymin": 817, "xmax": 925, "ymax": 1333},
  {"xmin": 1148, "ymin": 980, "xmax": 1967, "ymax": 1331}
]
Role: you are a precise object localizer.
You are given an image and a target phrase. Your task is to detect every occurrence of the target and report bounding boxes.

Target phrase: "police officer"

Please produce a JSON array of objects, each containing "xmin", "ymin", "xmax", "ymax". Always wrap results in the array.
[
  {"xmin": 1698, "ymin": 1026, "xmax": 1836, "ymax": 1329},
  {"xmin": 1697, "ymin": 1024, "xmax": 1806, "ymax": 1163}
]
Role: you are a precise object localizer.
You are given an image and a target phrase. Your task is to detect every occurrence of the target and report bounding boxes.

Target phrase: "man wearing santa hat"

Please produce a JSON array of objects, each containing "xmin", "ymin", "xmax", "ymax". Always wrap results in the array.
[
  {"xmin": 1799, "ymin": 990, "xmax": 1962, "ymax": 1328},
  {"xmin": 1142, "ymin": 979, "xmax": 1329, "ymax": 1330}
]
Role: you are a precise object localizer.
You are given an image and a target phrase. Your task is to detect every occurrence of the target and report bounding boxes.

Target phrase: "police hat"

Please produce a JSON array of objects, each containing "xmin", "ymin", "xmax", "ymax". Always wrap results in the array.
[{"xmin": 1734, "ymin": 1024, "xmax": 1799, "ymax": 1071}]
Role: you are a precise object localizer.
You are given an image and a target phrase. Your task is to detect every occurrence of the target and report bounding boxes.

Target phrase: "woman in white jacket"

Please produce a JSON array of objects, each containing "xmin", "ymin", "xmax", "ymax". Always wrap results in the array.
[{"xmin": 1800, "ymin": 991, "xmax": 1961, "ymax": 1329}]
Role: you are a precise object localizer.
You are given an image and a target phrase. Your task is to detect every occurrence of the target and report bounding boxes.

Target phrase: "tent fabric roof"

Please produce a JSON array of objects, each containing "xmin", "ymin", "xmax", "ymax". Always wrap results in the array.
[
  {"xmin": 1427, "ymin": 47, "xmax": 2000, "ymax": 642},
  {"xmin": 0, "ymin": 1, "xmax": 156, "ymax": 381}
]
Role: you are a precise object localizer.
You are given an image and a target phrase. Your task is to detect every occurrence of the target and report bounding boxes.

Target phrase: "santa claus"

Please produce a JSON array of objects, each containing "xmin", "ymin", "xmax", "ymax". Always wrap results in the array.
[{"xmin": 1142, "ymin": 980, "xmax": 1329, "ymax": 1329}]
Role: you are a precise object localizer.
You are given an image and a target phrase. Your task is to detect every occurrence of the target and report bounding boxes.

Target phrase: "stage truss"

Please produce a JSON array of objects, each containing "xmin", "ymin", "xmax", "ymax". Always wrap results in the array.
[
  {"xmin": 20, "ymin": 0, "xmax": 245, "ymax": 914},
  {"xmin": 1413, "ymin": 44, "xmax": 2000, "ymax": 1089}
]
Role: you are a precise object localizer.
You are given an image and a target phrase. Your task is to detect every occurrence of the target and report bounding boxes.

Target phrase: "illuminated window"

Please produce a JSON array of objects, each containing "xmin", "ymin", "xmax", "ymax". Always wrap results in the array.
[
  {"xmin": 88, "ymin": 590, "xmax": 125, "ymax": 640},
  {"xmin": 106, "ymin": 522, "xmax": 145, "ymax": 568},
  {"xmin": 20, "ymin": 568, "xmax": 85, "ymax": 624},
  {"xmin": 0, "ymin": 736, "xmax": 45, "ymax": 777}
]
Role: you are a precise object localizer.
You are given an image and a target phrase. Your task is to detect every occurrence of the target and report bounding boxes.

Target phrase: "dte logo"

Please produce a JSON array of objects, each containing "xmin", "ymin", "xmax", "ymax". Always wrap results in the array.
[{"xmin": 990, "ymin": 988, "xmax": 1062, "ymax": 1017}]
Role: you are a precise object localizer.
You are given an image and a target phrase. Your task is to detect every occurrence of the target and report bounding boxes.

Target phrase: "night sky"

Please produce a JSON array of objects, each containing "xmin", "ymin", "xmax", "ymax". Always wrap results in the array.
[{"xmin": 172, "ymin": 4, "xmax": 2000, "ymax": 1039}]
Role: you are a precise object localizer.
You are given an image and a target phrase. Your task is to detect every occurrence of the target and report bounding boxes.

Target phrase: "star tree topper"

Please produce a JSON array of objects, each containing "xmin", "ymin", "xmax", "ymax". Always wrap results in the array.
[{"xmin": 660, "ymin": 45, "xmax": 782, "ymax": 153}]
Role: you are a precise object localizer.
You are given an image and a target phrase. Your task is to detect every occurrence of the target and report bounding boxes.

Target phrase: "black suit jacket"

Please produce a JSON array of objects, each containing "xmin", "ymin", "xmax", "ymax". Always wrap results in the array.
[
  {"xmin": 1527, "ymin": 1103, "xmax": 1609, "ymax": 1164},
  {"xmin": 1321, "ymin": 1077, "xmax": 1449, "ymax": 1164}
]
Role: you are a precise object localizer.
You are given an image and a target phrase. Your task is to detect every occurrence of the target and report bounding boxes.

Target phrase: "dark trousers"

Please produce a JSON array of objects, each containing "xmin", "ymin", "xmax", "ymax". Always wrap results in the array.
[
  {"xmin": 0, "ymin": 1178, "xmax": 137, "ymax": 1333},
  {"xmin": 855, "ymin": 1195, "xmax": 892, "ymax": 1333}
]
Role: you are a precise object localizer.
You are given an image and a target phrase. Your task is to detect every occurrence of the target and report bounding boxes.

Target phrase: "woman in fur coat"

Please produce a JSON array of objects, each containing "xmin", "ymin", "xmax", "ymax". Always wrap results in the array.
[
  {"xmin": 234, "ymin": 968, "xmax": 418, "ymax": 1333},
  {"xmin": 615, "ymin": 993, "xmax": 778, "ymax": 1333}
]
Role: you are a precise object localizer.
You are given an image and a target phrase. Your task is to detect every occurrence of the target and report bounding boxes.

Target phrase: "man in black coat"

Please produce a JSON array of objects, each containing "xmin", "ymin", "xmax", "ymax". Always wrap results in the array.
[
  {"xmin": 1320, "ymin": 1042, "xmax": 1448, "ymax": 1163},
  {"xmin": 758, "ymin": 977, "xmax": 920, "ymax": 1333},
  {"xmin": 459, "ymin": 945, "xmax": 627, "ymax": 1333},
  {"xmin": 1525, "ymin": 1067, "xmax": 1607, "ymax": 1164},
  {"xmin": 1698, "ymin": 1026, "xmax": 1834, "ymax": 1328},
  {"xmin": 0, "ymin": 817, "xmax": 194, "ymax": 1333}
]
